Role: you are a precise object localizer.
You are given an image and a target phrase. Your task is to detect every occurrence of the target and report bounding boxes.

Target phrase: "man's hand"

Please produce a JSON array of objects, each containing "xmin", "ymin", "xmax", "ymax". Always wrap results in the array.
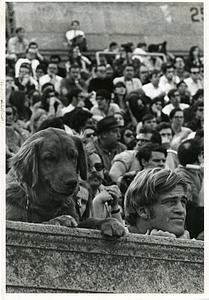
[
  {"xmin": 43, "ymin": 215, "xmax": 78, "ymax": 227},
  {"xmin": 100, "ymin": 218, "xmax": 126, "ymax": 237}
]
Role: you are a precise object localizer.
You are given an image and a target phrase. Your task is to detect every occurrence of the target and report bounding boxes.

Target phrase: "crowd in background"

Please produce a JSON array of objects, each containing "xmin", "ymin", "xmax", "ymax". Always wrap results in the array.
[{"xmin": 6, "ymin": 21, "xmax": 204, "ymax": 239}]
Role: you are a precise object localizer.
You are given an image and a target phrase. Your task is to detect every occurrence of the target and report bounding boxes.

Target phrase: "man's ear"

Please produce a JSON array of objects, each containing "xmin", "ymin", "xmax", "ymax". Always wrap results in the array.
[
  {"xmin": 136, "ymin": 206, "xmax": 150, "ymax": 220},
  {"xmin": 141, "ymin": 158, "xmax": 148, "ymax": 168}
]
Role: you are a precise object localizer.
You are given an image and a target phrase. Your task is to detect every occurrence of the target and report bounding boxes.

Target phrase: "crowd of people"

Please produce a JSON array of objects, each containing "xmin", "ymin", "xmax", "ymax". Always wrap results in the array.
[{"xmin": 6, "ymin": 22, "xmax": 204, "ymax": 240}]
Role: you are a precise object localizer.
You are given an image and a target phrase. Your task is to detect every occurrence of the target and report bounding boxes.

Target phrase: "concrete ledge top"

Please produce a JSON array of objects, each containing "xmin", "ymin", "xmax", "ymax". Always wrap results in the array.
[{"xmin": 6, "ymin": 220, "xmax": 204, "ymax": 250}]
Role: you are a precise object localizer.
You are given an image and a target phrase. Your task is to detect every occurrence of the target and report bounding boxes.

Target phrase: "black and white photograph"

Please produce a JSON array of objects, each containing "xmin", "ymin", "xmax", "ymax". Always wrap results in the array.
[{"xmin": 2, "ymin": 0, "xmax": 207, "ymax": 297}]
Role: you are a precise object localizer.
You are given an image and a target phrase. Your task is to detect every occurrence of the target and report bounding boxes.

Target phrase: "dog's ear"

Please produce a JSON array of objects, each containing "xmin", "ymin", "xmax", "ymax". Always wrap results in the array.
[
  {"xmin": 10, "ymin": 137, "xmax": 43, "ymax": 188},
  {"xmin": 71, "ymin": 136, "xmax": 88, "ymax": 180}
]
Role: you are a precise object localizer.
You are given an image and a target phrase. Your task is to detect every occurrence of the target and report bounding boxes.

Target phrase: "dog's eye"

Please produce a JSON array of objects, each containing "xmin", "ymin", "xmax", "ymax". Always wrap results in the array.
[{"xmin": 43, "ymin": 154, "xmax": 56, "ymax": 161}]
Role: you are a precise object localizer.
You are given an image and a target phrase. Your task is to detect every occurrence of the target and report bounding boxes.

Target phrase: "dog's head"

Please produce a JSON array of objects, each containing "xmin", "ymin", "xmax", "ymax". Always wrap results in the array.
[{"xmin": 10, "ymin": 128, "xmax": 88, "ymax": 199}]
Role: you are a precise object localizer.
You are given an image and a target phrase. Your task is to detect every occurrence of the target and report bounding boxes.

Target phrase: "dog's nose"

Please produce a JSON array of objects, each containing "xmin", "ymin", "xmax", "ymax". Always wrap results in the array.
[{"xmin": 64, "ymin": 179, "xmax": 78, "ymax": 189}]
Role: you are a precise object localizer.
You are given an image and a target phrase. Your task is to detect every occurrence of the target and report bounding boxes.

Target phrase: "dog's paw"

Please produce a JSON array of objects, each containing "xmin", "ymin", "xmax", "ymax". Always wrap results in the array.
[
  {"xmin": 100, "ymin": 218, "xmax": 126, "ymax": 237},
  {"xmin": 44, "ymin": 215, "xmax": 78, "ymax": 227}
]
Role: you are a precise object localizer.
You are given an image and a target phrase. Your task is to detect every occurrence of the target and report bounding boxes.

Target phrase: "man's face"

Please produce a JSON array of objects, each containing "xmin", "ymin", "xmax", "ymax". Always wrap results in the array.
[
  {"xmin": 195, "ymin": 106, "xmax": 204, "ymax": 120},
  {"xmin": 103, "ymin": 127, "xmax": 120, "ymax": 148},
  {"xmin": 47, "ymin": 63, "xmax": 58, "ymax": 76},
  {"xmin": 17, "ymin": 29, "xmax": 25, "ymax": 40},
  {"xmin": 36, "ymin": 68, "xmax": 45, "ymax": 80},
  {"xmin": 124, "ymin": 66, "xmax": 134, "ymax": 80},
  {"xmin": 136, "ymin": 133, "xmax": 152, "ymax": 148},
  {"xmin": 175, "ymin": 57, "xmax": 185, "ymax": 69},
  {"xmin": 143, "ymin": 118, "xmax": 157, "ymax": 130},
  {"xmin": 88, "ymin": 152, "xmax": 104, "ymax": 189},
  {"xmin": 6, "ymin": 107, "xmax": 14, "ymax": 126},
  {"xmin": 19, "ymin": 67, "xmax": 30, "ymax": 79},
  {"xmin": 170, "ymin": 91, "xmax": 181, "ymax": 108},
  {"xmin": 178, "ymin": 82, "xmax": 187, "ymax": 94},
  {"xmin": 159, "ymin": 128, "xmax": 172, "ymax": 148},
  {"xmin": 172, "ymin": 111, "xmax": 184, "ymax": 127},
  {"xmin": 151, "ymin": 73, "xmax": 161, "ymax": 87},
  {"xmin": 6, "ymin": 76, "xmax": 15, "ymax": 89},
  {"xmin": 97, "ymin": 66, "xmax": 106, "ymax": 79},
  {"xmin": 70, "ymin": 67, "xmax": 81, "ymax": 80},
  {"xmin": 190, "ymin": 67, "xmax": 200, "ymax": 82},
  {"xmin": 149, "ymin": 184, "xmax": 187, "ymax": 237},
  {"xmin": 139, "ymin": 66, "xmax": 149, "ymax": 84},
  {"xmin": 96, "ymin": 96, "xmax": 108, "ymax": 111},
  {"xmin": 146, "ymin": 151, "xmax": 166, "ymax": 169},
  {"xmin": 76, "ymin": 186, "xmax": 89, "ymax": 217},
  {"xmin": 166, "ymin": 67, "xmax": 174, "ymax": 81}
]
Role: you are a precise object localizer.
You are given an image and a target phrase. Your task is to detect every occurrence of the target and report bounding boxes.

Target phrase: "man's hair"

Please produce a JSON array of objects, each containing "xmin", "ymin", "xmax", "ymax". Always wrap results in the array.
[
  {"xmin": 176, "ymin": 80, "xmax": 187, "ymax": 89},
  {"xmin": 168, "ymin": 88, "xmax": 178, "ymax": 99},
  {"xmin": 71, "ymin": 20, "xmax": 80, "ymax": 26},
  {"xmin": 15, "ymin": 27, "xmax": 24, "ymax": 34},
  {"xmin": 50, "ymin": 54, "xmax": 61, "ymax": 63},
  {"xmin": 161, "ymin": 63, "xmax": 174, "ymax": 74},
  {"xmin": 37, "ymin": 117, "xmax": 65, "ymax": 132},
  {"xmin": 123, "ymin": 63, "xmax": 134, "ymax": 71},
  {"xmin": 67, "ymin": 87, "xmax": 83, "ymax": 104},
  {"xmin": 156, "ymin": 122, "xmax": 172, "ymax": 132},
  {"xmin": 149, "ymin": 69, "xmax": 161, "ymax": 79},
  {"xmin": 136, "ymin": 142, "xmax": 166, "ymax": 168},
  {"xmin": 137, "ymin": 127, "xmax": 162, "ymax": 145},
  {"xmin": 142, "ymin": 113, "xmax": 156, "ymax": 123},
  {"xmin": 69, "ymin": 63, "xmax": 81, "ymax": 70},
  {"xmin": 137, "ymin": 42, "xmax": 147, "ymax": 48},
  {"xmin": 28, "ymin": 41, "xmax": 38, "ymax": 48},
  {"xmin": 109, "ymin": 42, "xmax": 118, "ymax": 48},
  {"xmin": 169, "ymin": 107, "xmax": 183, "ymax": 120},
  {"xmin": 19, "ymin": 62, "xmax": 32, "ymax": 73},
  {"xmin": 124, "ymin": 168, "xmax": 187, "ymax": 225},
  {"xmin": 178, "ymin": 138, "xmax": 202, "ymax": 166}
]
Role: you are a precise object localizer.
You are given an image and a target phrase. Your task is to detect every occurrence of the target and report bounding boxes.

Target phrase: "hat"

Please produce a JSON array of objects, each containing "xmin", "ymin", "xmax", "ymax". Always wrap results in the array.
[
  {"xmin": 96, "ymin": 89, "xmax": 111, "ymax": 100},
  {"xmin": 97, "ymin": 116, "xmax": 119, "ymax": 134}
]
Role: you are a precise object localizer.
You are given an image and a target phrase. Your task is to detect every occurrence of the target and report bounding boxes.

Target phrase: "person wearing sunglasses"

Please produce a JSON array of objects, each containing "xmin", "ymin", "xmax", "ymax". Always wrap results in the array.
[{"xmin": 184, "ymin": 66, "xmax": 203, "ymax": 97}]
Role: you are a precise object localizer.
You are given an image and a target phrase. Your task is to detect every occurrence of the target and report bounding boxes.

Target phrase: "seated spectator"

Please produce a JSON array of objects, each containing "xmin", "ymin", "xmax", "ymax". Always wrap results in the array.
[
  {"xmin": 112, "ymin": 45, "xmax": 132, "ymax": 77},
  {"xmin": 82, "ymin": 125, "xmax": 96, "ymax": 145},
  {"xmin": 35, "ymin": 64, "xmax": 46, "ymax": 88},
  {"xmin": 39, "ymin": 61, "xmax": 63, "ymax": 94},
  {"xmin": 136, "ymin": 113, "xmax": 157, "ymax": 135},
  {"xmin": 184, "ymin": 88, "xmax": 203, "ymax": 124},
  {"xmin": 14, "ymin": 63, "xmax": 38, "ymax": 94},
  {"xmin": 113, "ymin": 64, "xmax": 142, "ymax": 94},
  {"xmin": 162, "ymin": 89, "xmax": 189, "ymax": 116},
  {"xmin": 6, "ymin": 74, "xmax": 18, "ymax": 103},
  {"xmin": 50, "ymin": 55, "xmax": 66, "ymax": 78},
  {"xmin": 174, "ymin": 56, "xmax": 189, "ymax": 81},
  {"xmin": 186, "ymin": 101, "xmax": 204, "ymax": 132},
  {"xmin": 112, "ymin": 81, "xmax": 127, "ymax": 111},
  {"xmin": 156, "ymin": 122, "xmax": 179, "ymax": 170},
  {"xmin": 142, "ymin": 69, "xmax": 165, "ymax": 100},
  {"xmin": 60, "ymin": 64, "xmax": 87, "ymax": 102},
  {"xmin": 65, "ymin": 46, "xmax": 91, "ymax": 73},
  {"xmin": 184, "ymin": 66, "xmax": 203, "ymax": 97},
  {"xmin": 114, "ymin": 111, "xmax": 125, "ymax": 128},
  {"xmin": 125, "ymin": 90, "xmax": 150, "ymax": 127},
  {"xmin": 124, "ymin": 168, "xmax": 190, "ymax": 239},
  {"xmin": 175, "ymin": 138, "xmax": 204, "ymax": 239},
  {"xmin": 7, "ymin": 27, "xmax": 29, "ymax": 61},
  {"xmin": 135, "ymin": 127, "xmax": 155, "ymax": 147},
  {"xmin": 120, "ymin": 126, "xmax": 136, "ymax": 150},
  {"xmin": 185, "ymin": 46, "xmax": 203, "ymax": 72},
  {"xmin": 41, "ymin": 89, "xmax": 63, "ymax": 117},
  {"xmin": 74, "ymin": 180, "xmax": 92, "ymax": 222},
  {"xmin": 91, "ymin": 89, "xmax": 121, "ymax": 118},
  {"xmin": 15, "ymin": 44, "xmax": 40, "ymax": 79},
  {"xmin": 169, "ymin": 108, "xmax": 192, "ymax": 151},
  {"xmin": 138, "ymin": 64, "xmax": 150, "ymax": 85},
  {"xmin": 88, "ymin": 64, "xmax": 114, "ymax": 93},
  {"xmin": 149, "ymin": 96, "xmax": 169, "ymax": 123},
  {"xmin": 93, "ymin": 116, "xmax": 127, "ymax": 171},
  {"xmin": 65, "ymin": 20, "xmax": 87, "ymax": 51},
  {"xmin": 159, "ymin": 63, "xmax": 180, "ymax": 97},
  {"xmin": 9, "ymin": 90, "xmax": 32, "ymax": 123},
  {"xmin": 177, "ymin": 80, "xmax": 191, "ymax": 105}
]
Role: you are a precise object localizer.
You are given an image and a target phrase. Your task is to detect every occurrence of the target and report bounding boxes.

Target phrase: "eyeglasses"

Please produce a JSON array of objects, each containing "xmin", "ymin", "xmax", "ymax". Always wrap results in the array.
[
  {"xmin": 191, "ymin": 71, "xmax": 199, "ymax": 74},
  {"xmin": 197, "ymin": 108, "xmax": 204, "ymax": 112},
  {"xmin": 93, "ymin": 162, "xmax": 104, "ymax": 172},
  {"xmin": 174, "ymin": 116, "xmax": 184, "ymax": 119},
  {"xmin": 6, "ymin": 111, "xmax": 13, "ymax": 116},
  {"xmin": 85, "ymin": 132, "xmax": 96, "ymax": 138}
]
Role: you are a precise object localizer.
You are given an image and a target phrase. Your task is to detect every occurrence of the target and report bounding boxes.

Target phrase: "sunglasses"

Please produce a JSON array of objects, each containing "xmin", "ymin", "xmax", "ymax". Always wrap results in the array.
[
  {"xmin": 125, "ymin": 132, "xmax": 134, "ymax": 138},
  {"xmin": 191, "ymin": 71, "xmax": 199, "ymax": 74},
  {"xmin": 86, "ymin": 132, "xmax": 96, "ymax": 138},
  {"xmin": 6, "ymin": 111, "xmax": 13, "ymax": 116},
  {"xmin": 93, "ymin": 162, "xmax": 104, "ymax": 172}
]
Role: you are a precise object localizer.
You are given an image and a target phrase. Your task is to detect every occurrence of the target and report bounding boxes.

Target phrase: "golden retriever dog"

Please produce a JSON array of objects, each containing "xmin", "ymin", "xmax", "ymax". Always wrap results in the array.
[{"xmin": 6, "ymin": 128, "xmax": 125, "ymax": 237}]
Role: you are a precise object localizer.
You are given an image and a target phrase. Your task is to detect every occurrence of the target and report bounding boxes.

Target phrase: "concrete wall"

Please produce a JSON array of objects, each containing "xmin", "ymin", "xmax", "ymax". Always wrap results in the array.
[
  {"xmin": 6, "ymin": 221, "xmax": 204, "ymax": 293},
  {"xmin": 13, "ymin": 2, "xmax": 203, "ymax": 51}
]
